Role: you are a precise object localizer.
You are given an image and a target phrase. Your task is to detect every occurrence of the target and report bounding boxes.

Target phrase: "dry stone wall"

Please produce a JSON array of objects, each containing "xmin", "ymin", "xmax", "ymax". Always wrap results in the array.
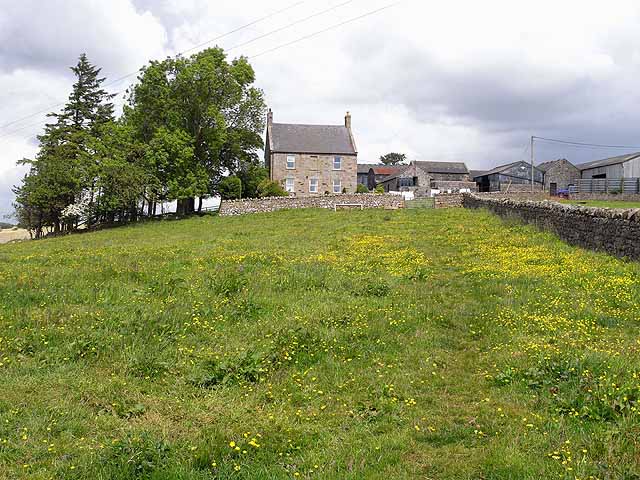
[
  {"xmin": 463, "ymin": 194, "xmax": 640, "ymax": 260},
  {"xmin": 434, "ymin": 194, "xmax": 464, "ymax": 208},
  {"xmin": 569, "ymin": 193, "xmax": 640, "ymax": 202},
  {"xmin": 219, "ymin": 194, "xmax": 404, "ymax": 216}
]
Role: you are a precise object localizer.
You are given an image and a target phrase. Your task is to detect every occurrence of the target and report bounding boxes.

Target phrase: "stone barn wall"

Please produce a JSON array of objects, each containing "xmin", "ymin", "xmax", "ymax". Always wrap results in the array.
[{"xmin": 463, "ymin": 194, "xmax": 640, "ymax": 260}]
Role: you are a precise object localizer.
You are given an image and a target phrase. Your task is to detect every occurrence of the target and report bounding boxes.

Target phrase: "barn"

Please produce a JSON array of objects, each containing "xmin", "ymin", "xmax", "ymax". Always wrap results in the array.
[{"xmin": 577, "ymin": 152, "xmax": 640, "ymax": 179}]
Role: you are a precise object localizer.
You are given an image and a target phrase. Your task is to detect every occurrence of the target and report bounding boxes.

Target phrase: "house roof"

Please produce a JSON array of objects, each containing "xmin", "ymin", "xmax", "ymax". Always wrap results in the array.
[
  {"xmin": 270, "ymin": 123, "xmax": 357, "ymax": 155},
  {"xmin": 357, "ymin": 163, "xmax": 379, "ymax": 174},
  {"xmin": 575, "ymin": 152, "xmax": 640, "ymax": 171},
  {"xmin": 414, "ymin": 161, "xmax": 469, "ymax": 175}
]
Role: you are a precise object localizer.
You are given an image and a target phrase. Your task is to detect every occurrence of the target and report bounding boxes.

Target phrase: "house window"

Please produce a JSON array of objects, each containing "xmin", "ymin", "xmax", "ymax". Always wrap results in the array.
[
  {"xmin": 286, "ymin": 155, "xmax": 295, "ymax": 169},
  {"xmin": 333, "ymin": 156, "xmax": 342, "ymax": 170},
  {"xmin": 309, "ymin": 178, "xmax": 318, "ymax": 193},
  {"xmin": 285, "ymin": 177, "xmax": 295, "ymax": 193},
  {"xmin": 333, "ymin": 179, "xmax": 341, "ymax": 193}
]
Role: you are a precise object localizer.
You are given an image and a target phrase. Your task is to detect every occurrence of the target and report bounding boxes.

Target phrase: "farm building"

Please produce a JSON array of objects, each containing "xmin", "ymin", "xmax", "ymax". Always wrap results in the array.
[
  {"xmin": 577, "ymin": 152, "xmax": 640, "ymax": 179},
  {"xmin": 357, "ymin": 164, "xmax": 378, "ymax": 187},
  {"xmin": 378, "ymin": 161, "xmax": 475, "ymax": 196},
  {"xmin": 367, "ymin": 165, "xmax": 404, "ymax": 190},
  {"xmin": 536, "ymin": 158, "xmax": 580, "ymax": 194},
  {"xmin": 473, "ymin": 161, "xmax": 544, "ymax": 192}
]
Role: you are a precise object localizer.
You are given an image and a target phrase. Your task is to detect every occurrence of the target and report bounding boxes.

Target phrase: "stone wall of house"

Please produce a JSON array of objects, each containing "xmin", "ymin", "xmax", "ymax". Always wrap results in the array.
[
  {"xmin": 463, "ymin": 194, "xmax": 640, "ymax": 260},
  {"xmin": 569, "ymin": 193, "xmax": 640, "ymax": 202},
  {"xmin": 219, "ymin": 194, "xmax": 404, "ymax": 216},
  {"xmin": 543, "ymin": 159, "xmax": 580, "ymax": 191},
  {"xmin": 434, "ymin": 193, "xmax": 464, "ymax": 208},
  {"xmin": 269, "ymin": 153, "xmax": 358, "ymax": 196}
]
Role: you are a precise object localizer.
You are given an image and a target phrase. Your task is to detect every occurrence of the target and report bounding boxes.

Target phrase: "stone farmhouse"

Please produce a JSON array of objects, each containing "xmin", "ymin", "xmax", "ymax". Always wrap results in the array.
[{"xmin": 264, "ymin": 110, "xmax": 357, "ymax": 196}]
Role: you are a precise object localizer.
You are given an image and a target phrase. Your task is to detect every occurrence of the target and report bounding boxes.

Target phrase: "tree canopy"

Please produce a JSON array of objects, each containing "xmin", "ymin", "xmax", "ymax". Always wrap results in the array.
[
  {"xmin": 13, "ymin": 48, "xmax": 267, "ymax": 237},
  {"xmin": 379, "ymin": 152, "xmax": 407, "ymax": 165}
]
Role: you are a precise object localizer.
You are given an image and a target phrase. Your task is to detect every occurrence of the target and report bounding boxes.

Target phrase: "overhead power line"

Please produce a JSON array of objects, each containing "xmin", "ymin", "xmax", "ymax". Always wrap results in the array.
[
  {"xmin": 0, "ymin": 1, "xmax": 400, "ymax": 142},
  {"xmin": 533, "ymin": 136, "xmax": 640, "ymax": 150},
  {"xmin": 0, "ymin": 0, "xmax": 307, "ymax": 133},
  {"xmin": 250, "ymin": 1, "xmax": 401, "ymax": 58},
  {"xmin": 227, "ymin": 0, "xmax": 356, "ymax": 53}
]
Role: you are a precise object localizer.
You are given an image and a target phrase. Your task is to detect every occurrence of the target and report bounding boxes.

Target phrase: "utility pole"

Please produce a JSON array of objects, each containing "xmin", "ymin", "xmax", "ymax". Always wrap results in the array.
[{"xmin": 531, "ymin": 135, "xmax": 535, "ymax": 192}]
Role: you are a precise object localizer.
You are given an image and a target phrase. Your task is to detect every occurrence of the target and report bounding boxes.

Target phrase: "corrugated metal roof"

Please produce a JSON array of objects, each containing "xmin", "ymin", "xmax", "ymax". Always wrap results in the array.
[
  {"xmin": 576, "ymin": 152, "xmax": 640, "ymax": 171},
  {"xmin": 270, "ymin": 123, "xmax": 356, "ymax": 155},
  {"xmin": 469, "ymin": 170, "xmax": 487, "ymax": 179},
  {"xmin": 371, "ymin": 166, "xmax": 403, "ymax": 176},
  {"xmin": 480, "ymin": 161, "xmax": 535, "ymax": 177},
  {"xmin": 414, "ymin": 161, "xmax": 469, "ymax": 174}
]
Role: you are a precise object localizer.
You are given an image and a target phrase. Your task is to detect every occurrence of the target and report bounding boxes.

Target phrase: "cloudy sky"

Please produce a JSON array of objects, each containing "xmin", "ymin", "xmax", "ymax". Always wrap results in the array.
[{"xmin": 2, "ymin": 0, "xmax": 640, "ymax": 219}]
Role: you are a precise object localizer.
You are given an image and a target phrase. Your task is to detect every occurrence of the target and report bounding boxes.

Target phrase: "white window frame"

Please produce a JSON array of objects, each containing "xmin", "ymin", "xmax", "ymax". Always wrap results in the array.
[
  {"xmin": 333, "ymin": 178, "xmax": 342, "ymax": 194},
  {"xmin": 333, "ymin": 156, "xmax": 342, "ymax": 170},
  {"xmin": 285, "ymin": 177, "xmax": 295, "ymax": 193},
  {"xmin": 286, "ymin": 155, "xmax": 296, "ymax": 170},
  {"xmin": 309, "ymin": 178, "xmax": 319, "ymax": 193}
]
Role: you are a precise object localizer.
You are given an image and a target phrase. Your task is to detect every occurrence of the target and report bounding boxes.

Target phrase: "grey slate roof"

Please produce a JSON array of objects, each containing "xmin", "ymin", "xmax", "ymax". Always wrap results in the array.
[
  {"xmin": 270, "ymin": 123, "xmax": 356, "ymax": 155},
  {"xmin": 414, "ymin": 161, "xmax": 469, "ymax": 175},
  {"xmin": 536, "ymin": 158, "xmax": 571, "ymax": 172},
  {"xmin": 575, "ymin": 152, "xmax": 640, "ymax": 171},
  {"xmin": 357, "ymin": 163, "xmax": 379, "ymax": 174}
]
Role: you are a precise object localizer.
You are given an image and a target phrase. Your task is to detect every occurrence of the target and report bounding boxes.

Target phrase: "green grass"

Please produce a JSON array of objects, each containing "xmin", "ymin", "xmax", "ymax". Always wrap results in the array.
[
  {"xmin": 559, "ymin": 199, "xmax": 640, "ymax": 209},
  {"xmin": 1, "ymin": 208, "xmax": 640, "ymax": 479}
]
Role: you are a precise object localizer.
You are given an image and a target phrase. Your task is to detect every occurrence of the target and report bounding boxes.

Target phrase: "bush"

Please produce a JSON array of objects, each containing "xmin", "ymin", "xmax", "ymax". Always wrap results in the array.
[
  {"xmin": 375, "ymin": 184, "xmax": 384, "ymax": 194},
  {"xmin": 256, "ymin": 179, "xmax": 288, "ymax": 198},
  {"xmin": 218, "ymin": 176, "xmax": 242, "ymax": 200},
  {"xmin": 342, "ymin": 187, "xmax": 347, "ymax": 194},
  {"xmin": 356, "ymin": 184, "xmax": 369, "ymax": 193}
]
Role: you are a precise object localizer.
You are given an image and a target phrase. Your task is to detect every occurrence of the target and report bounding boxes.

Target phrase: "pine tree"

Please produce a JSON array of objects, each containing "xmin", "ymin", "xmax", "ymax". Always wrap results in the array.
[{"xmin": 14, "ymin": 54, "xmax": 116, "ymax": 233}]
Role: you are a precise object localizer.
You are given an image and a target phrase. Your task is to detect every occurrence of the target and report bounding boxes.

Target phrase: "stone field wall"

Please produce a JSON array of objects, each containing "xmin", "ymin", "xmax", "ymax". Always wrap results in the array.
[
  {"xmin": 463, "ymin": 194, "xmax": 640, "ymax": 260},
  {"xmin": 219, "ymin": 194, "xmax": 404, "ymax": 216}
]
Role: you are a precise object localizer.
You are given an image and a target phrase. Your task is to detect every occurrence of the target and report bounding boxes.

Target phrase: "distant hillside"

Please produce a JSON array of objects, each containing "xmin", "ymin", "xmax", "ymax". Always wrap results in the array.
[{"xmin": 0, "ymin": 222, "xmax": 15, "ymax": 230}]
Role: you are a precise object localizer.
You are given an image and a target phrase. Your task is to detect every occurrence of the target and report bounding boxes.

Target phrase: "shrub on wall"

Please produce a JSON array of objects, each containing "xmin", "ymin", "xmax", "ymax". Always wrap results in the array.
[
  {"xmin": 356, "ymin": 184, "xmax": 369, "ymax": 193},
  {"xmin": 256, "ymin": 179, "xmax": 288, "ymax": 198},
  {"xmin": 375, "ymin": 185, "xmax": 384, "ymax": 194}
]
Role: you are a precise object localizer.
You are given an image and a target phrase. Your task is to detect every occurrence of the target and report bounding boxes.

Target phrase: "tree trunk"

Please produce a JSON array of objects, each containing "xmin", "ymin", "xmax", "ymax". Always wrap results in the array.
[{"xmin": 197, "ymin": 197, "xmax": 203, "ymax": 213}]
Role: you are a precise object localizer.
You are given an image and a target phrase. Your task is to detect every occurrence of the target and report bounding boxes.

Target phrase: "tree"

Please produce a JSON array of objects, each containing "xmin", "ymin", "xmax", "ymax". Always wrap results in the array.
[
  {"xmin": 237, "ymin": 163, "xmax": 268, "ymax": 198},
  {"xmin": 13, "ymin": 53, "xmax": 115, "ymax": 233},
  {"xmin": 218, "ymin": 176, "xmax": 242, "ymax": 200},
  {"xmin": 379, "ymin": 152, "xmax": 407, "ymax": 165},
  {"xmin": 125, "ymin": 47, "xmax": 266, "ymax": 214}
]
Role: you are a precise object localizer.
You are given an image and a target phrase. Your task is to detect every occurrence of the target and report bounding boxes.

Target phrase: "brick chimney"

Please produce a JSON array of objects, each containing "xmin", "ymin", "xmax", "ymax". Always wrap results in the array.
[
  {"xmin": 267, "ymin": 108, "xmax": 273, "ymax": 126},
  {"xmin": 345, "ymin": 111, "xmax": 351, "ymax": 130}
]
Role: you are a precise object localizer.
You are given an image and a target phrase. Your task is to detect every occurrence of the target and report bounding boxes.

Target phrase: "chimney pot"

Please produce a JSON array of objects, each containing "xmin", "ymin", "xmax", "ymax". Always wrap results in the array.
[
  {"xmin": 345, "ymin": 111, "xmax": 351, "ymax": 129},
  {"xmin": 267, "ymin": 108, "xmax": 273, "ymax": 126}
]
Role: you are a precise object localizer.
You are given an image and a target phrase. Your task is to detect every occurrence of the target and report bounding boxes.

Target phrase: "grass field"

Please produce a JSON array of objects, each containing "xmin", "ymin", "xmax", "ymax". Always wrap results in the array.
[
  {"xmin": 559, "ymin": 199, "xmax": 640, "ymax": 209},
  {"xmin": 1, "ymin": 208, "xmax": 639, "ymax": 479}
]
